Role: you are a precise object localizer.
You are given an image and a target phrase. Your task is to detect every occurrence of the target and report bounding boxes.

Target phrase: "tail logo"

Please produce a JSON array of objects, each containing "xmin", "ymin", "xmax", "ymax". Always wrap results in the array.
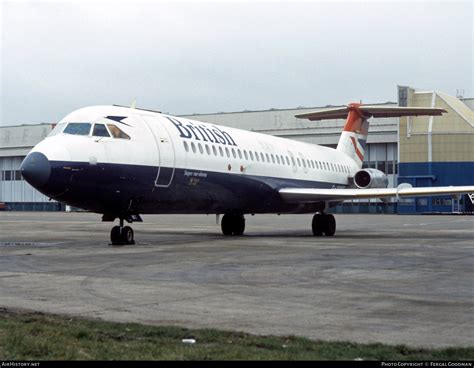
[{"xmin": 349, "ymin": 136, "xmax": 364, "ymax": 161}]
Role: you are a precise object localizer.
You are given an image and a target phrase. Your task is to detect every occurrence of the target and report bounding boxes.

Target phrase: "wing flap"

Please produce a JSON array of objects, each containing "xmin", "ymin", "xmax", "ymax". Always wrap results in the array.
[{"xmin": 279, "ymin": 186, "xmax": 474, "ymax": 202}]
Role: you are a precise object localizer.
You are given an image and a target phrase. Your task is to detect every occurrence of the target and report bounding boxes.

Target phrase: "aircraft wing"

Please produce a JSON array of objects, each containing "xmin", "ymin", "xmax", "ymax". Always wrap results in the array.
[{"xmin": 279, "ymin": 186, "xmax": 474, "ymax": 202}]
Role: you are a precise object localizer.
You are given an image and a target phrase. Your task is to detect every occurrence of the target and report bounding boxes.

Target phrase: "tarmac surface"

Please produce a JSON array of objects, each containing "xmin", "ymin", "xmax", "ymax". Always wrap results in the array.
[{"xmin": 0, "ymin": 212, "xmax": 473, "ymax": 348}]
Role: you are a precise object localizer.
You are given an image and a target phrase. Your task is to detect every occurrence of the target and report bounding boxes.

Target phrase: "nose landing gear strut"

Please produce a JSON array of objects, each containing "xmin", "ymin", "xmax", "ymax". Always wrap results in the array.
[
  {"xmin": 111, "ymin": 218, "xmax": 135, "ymax": 245},
  {"xmin": 104, "ymin": 214, "xmax": 142, "ymax": 245}
]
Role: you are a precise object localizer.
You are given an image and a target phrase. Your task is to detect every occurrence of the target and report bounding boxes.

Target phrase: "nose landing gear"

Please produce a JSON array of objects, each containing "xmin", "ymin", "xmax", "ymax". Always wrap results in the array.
[
  {"xmin": 312, "ymin": 213, "xmax": 336, "ymax": 236},
  {"xmin": 110, "ymin": 218, "xmax": 136, "ymax": 245}
]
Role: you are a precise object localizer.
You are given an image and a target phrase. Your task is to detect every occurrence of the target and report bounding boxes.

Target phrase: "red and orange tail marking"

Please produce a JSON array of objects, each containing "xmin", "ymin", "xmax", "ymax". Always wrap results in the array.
[{"xmin": 343, "ymin": 103, "xmax": 369, "ymax": 135}]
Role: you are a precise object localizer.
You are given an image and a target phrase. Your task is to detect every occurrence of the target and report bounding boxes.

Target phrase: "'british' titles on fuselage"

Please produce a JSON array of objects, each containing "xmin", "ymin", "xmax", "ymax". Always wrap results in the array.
[{"xmin": 166, "ymin": 117, "xmax": 237, "ymax": 146}]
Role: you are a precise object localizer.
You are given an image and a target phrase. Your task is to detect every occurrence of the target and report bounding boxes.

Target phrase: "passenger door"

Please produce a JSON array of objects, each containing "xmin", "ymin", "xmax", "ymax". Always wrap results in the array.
[{"xmin": 140, "ymin": 115, "xmax": 176, "ymax": 188}]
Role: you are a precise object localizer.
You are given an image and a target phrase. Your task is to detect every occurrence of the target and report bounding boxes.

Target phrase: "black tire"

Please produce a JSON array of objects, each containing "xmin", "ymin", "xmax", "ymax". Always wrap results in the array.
[
  {"xmin": 221, "ymin": 215, "xmax": 233, "ymax": 236},
  {"xmin": 233, "ymin": 216, "xmax": 245, "ymax": 236},
  {"xmin": 111, "ymin": 226, "xmax": 122, "ymax": 245},
  {"xmin": 122, "ymin": 226, "xmax": 135, "ymax": 245},
  {"xmin": 323, "ymin": 214, "xmax": 336, "ymax": 237},
  {"xmin": 221, "ymin": 214, "xmax": 245, "ymax": 236},
  {"xmin": 311, "ymin": 214, "xmax": 324, "ymax": 236}
]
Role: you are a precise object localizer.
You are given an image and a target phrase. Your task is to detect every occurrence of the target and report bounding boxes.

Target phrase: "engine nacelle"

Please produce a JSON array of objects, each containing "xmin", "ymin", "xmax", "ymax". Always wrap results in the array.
[{"xmin": 353, "ymin": 168, "xmax": 388, "ymax": 189}]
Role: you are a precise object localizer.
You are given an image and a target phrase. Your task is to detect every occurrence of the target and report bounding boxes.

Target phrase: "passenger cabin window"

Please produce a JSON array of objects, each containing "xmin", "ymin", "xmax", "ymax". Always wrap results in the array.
[
  {"xmin": 107, "ymin": 124, "xmax": 130, "ymax": 140},
  {"xmin": 63, "ymin": 123, "xmax": 91, "ymax": 136},
  {"xmin": 92, "ymin": 123, "xmax": 110, "ymax": 137}
]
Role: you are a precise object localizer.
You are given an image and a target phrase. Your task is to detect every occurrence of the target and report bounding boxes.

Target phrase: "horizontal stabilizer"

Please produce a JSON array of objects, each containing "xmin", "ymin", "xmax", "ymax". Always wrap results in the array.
[
  {"xmin": 279, "ymin": 186, "xmax": 474, "ymax": 202},
  {"xmin": 295, "ymin": 105, "xmax": 447, "ymax": 121}
]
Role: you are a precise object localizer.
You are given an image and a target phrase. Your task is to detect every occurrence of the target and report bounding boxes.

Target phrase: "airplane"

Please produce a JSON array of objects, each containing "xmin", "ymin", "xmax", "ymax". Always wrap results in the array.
[{"xmin": 20, "ymin": 102, "xmax": 474, "ymax": 245}]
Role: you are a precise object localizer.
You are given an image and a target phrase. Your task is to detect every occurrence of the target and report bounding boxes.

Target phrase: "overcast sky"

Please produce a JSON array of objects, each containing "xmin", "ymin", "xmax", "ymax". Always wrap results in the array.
[{"xmin": 0, "ymin": 0, "xmax": 472, "ymax": 126}]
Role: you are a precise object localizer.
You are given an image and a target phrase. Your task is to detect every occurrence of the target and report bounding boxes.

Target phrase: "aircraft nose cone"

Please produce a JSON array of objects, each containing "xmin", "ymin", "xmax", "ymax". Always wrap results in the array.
[{"xmin": 21, "ymin": 152, "xmax": 51, "ymax": 189}]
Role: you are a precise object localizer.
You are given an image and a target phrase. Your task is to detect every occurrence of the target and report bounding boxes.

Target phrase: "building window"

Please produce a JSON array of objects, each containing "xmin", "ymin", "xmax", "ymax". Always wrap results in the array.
[
  {"xmin": 399, "ymin": 87, "xmax": 408, "ymax": 107},
  {"xmin": 377, "ymin": 161, "xmax": 386, "ymax": 173},
  {"xmin": 387, "ymin": 160, "xmax": 394, "ymax": 174}
]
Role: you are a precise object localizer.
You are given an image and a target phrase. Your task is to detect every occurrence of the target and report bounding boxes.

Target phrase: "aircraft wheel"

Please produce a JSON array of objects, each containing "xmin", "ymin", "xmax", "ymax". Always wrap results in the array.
[
  {"xmin": 311, "ymin": 214, "xmax": 324, "ymax": 236},
  {"xmin": 323, "ymin": 214, "xmax": 336, "ymax": 237},
  {"xmin": 122, "ymin": 226, "xmax": 135, "ymax": 245},
  {"xmin": 234, "ymin": 216, "xmax": 245, "ymax": 236},
  {"xmin": 221, "ymin": 214, "xmax": 245, "ymax": 236},
  {"xmin": 221, "ymin": 215, "xmax": 233, "ymax": 235},
  {"xmin": 111, "ymin": 226, "xmax": 122, "ymax": 245}
]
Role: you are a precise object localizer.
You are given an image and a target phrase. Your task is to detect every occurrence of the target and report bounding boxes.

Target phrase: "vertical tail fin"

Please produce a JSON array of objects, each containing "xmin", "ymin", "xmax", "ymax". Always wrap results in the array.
[{"xmin": 336, "ymin": 103, "xmax": 369, "ymax": 168}]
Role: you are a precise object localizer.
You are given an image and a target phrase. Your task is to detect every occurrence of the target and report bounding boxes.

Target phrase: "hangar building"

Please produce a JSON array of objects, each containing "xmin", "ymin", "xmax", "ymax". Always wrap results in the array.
[{"xmin": 0, "ymin": 86, "xmax": 473, "ymax": 213}]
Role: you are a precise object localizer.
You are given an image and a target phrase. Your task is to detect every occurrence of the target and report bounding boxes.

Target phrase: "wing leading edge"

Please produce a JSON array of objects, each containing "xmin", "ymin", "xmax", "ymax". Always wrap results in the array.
[{"xmin": 279, "ymin": 186, "xmax": 474, "ymax": 202}]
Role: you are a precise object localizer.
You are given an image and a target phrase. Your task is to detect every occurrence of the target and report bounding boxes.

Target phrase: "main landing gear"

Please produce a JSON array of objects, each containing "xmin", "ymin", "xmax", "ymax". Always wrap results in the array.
[
  {"xmin": 110, "ymin": 218, "xmax": 135, "ymax": 245},
  {"xmin": 311, "ymin": 213, "xmax": 336, "ymax": 236},
  {"xmin": 221, "ymin": 213, "xmax": 245, "ymax": 236}
]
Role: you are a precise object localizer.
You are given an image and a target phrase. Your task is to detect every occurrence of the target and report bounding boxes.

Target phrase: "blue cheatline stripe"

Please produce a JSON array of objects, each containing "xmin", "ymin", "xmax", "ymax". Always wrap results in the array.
[{"xmin": 38, "ymin": 161, "xmax": 346, "ymax": 215}]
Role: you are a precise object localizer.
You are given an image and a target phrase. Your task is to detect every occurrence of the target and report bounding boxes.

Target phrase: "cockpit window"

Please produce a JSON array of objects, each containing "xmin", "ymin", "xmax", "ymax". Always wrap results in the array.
[
  {"xmin": 92, "ymin": 123, "xmax": 110, "ymax": 137},
  {"xmin": 63, "ymin": 123, "xmax": 91, "ymax": 136},
  {"xmin": 48, "ymin": 122, "xmax": 67, "ymax": 137},
  {"xmin": 107, "ymin": 124, "xmax": 130, "ymax": 140}
]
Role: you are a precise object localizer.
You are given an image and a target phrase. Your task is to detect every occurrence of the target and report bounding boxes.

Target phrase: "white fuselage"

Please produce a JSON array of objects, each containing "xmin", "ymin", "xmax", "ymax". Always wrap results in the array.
[{"xmin": 25, "ymin": 105, "xmax": 360, "ymax": 215}]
